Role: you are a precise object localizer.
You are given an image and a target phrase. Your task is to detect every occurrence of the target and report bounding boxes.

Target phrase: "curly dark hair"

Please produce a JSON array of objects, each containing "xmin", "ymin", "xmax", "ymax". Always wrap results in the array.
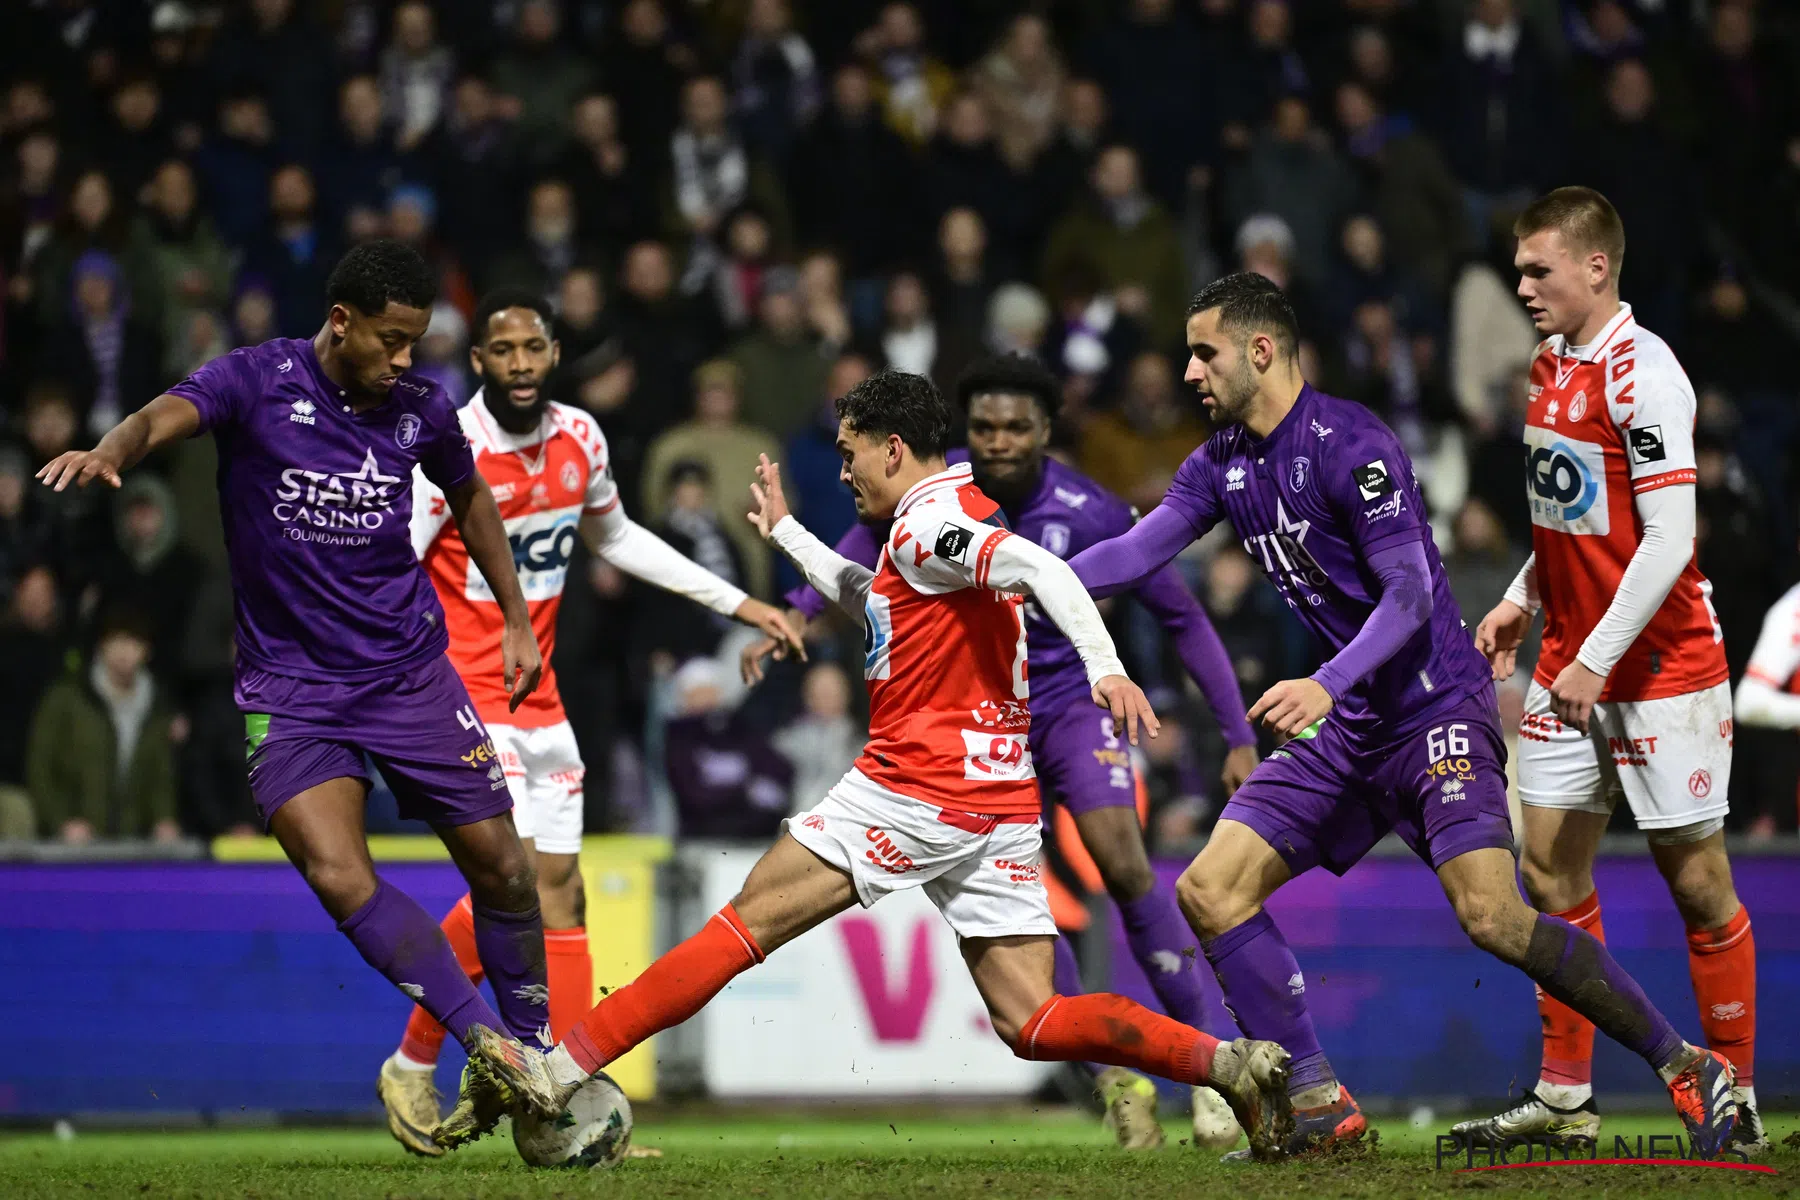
[
  {"xmin": 325, "ymin": 239, "xmax": 438, "ymax": 314},
  {"xmin": 953, "ymin": 353, "xmax": 1061, "ymax": 421},
  {"xmin": 1186, "ymin": 270, "xmax": 1299, "ymax": 357},
  {"xmin": 835, "ymin": 369, "xmax": 953, "ymax": 460}
]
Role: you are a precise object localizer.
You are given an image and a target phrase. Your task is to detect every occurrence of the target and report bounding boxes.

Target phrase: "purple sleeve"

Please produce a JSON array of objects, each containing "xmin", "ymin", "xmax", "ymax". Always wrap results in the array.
[
  {"xmin": 166, "ymin": 347, "xmax": 259, "ymax": 433},
  {"xmin": 783, "ymin": 521, "xmax": 884, "ymax": 619},
  {"xmin": 1134, "ymin": 565, "xmax": 1257, "ymax": 748},
  {"xmin": 416, "ymin": 393, "xmax": 476, "ymax": 492},
  {"xmin": 1310, "ymin": 538, "xmax": 1433, "ymax": 702},
  {"xmin": 1069, "ymin": 503, "xmax": 1198, "ymax": 599},
  {"xmin": 1327, "ymin": 425, "xmax": 1426, "ymax": 560}
]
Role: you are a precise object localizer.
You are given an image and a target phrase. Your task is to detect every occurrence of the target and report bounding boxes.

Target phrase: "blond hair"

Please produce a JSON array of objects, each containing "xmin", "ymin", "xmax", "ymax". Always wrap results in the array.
[{"xmin": 1514, "ymin": 187, "xmax": 1626, "ymax": 278}]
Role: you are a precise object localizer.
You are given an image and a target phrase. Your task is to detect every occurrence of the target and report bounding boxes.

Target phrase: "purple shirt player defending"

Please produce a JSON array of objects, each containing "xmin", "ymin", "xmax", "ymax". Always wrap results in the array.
[
  {"xmin": 776, "ymin": 353, "xmax": 1259, "ymax": 1150},
  {"xmin": 1066, "ymin": 274, "xmax": 1737, "ymax": 1159},
  {"xmin": 37, "ymin": 243, "xmax": 572, "ymax": 1137}
]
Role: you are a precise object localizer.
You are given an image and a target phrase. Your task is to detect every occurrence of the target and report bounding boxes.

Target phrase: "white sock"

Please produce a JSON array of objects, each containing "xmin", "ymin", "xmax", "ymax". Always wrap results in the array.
[
  {"xmin": 1535, "ymin": 1079, "xmax": 1591, "ymax": 1109},
  {"xmin": 388, "ymin": 1049, "xmax": 436, "ymax": 1074},
  {"xmin": 1735, "ymin": 1083, "xmax": 1757, "ymax": 1111},
  {"xmin": 1290, "ymin": 1080, "xmax": 1340, "ymax": 1110},
  {"xmin": 546, "ymin": 1043, "xmax": 589, "ymax": 1088}
]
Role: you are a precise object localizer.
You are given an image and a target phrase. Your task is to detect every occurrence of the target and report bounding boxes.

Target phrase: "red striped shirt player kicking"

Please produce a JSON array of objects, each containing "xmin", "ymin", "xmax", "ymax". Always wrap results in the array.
[
  {"xmin": 375, "ymin": 288, "xmax": 804, "ymax": 1155},
  {"xmin": 435, "ymin": 369, "xmax": 1296, "ymax": 1158}
]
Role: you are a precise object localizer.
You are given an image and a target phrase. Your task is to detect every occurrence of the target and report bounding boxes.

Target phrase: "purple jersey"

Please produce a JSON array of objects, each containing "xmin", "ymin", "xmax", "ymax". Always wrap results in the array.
[
  {"xmin": 1161, "ymin": 384, "xmax": 1489, "ymax": 744},
  {"xmin": 788, "ymin": 454, "xmax": 1253, "ymax": 742},
  {"xmin": 169, "ymin": 338, "xmax": 475, "ymax": 682}
]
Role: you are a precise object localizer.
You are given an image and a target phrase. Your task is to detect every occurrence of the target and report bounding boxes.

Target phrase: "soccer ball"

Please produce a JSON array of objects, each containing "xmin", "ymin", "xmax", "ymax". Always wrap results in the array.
[{"xmin": 512, "ymin": 1072, "xmax": 634, "ymax": 1169}]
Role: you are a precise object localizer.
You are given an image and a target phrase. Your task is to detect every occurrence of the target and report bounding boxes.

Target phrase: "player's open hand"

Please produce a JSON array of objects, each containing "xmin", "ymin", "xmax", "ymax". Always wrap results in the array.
[
  {"xmin": 746, "ymin": 454, "xmax": 791, "ymax": 540},
  {"xmin": 36, "ymin": 448, "xmax": 124, "ymax": 492},
  {"xmin": 1249, "ymin": 678, "xmax": 1333, "ymax": 739},
  {"xmin": 735, "ymin": 599, "xmax": 806, "ymax": 681},
  {"xmin": 1092, "ymin": 675, "xmax": 1160, "ymax": 745},
  {"xmin": 1474, "ymin": 599, "xmax": 1532, "ymax": 682},
  {"xmin": 1549, "ymin": 659, "xmax": 1605, "ymax": 734},
  {"xmin": 1221, "ymin": 743, "xmax": 1260, "ymax": 798},
  {"xmin": 501, "ymin": 619, "xmax": 543, "ymax": 712}
]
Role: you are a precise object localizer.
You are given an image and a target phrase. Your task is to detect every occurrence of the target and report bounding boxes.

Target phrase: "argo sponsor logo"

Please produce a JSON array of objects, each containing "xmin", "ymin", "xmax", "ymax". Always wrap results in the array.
[{"xmin": 1524, "ymin": 425, "xmax": 1609, "ymax": 535}]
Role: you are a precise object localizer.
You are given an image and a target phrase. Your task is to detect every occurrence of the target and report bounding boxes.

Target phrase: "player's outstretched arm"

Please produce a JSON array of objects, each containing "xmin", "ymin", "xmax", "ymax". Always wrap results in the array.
[
  {"xmin": 1068, "ymin": 504, "xmax": 1198, "ymax": 600},
  {"xmin": 580, "ymin": 505, "xmax": 805, "ymax": 664},
  {"xmin": 748, "ymin": 455, "xmax": 875, "ymax": 621},
  {"xmin": 36, "ymin": 394, "xmax": 201, "ymax": 491},
  {"xmin": 446, "ymin": 472, "xmax": 543, "ymax": 711}
]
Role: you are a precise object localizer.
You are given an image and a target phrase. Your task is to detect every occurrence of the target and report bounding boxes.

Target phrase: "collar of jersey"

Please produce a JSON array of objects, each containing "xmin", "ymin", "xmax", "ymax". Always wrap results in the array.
[
  {"xmin": 1550, "ymin": 302, "xmax": 1634, "ymax": 364},
  {"xmin": 467, "ymin": 388, "xmax": 554, "ymax": 456},
  {"xmin": 1244, "ymin": 382, "xmax": 1317, "ymax": 449},
  {"xmin": 895, "ymin": 461, "xmax": 973, "ymax": 516}
]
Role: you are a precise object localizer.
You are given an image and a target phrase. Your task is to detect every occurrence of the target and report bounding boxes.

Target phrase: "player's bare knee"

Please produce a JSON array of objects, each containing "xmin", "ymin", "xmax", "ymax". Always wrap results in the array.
[
  {"xmin": 539, "ymin": 869, "xmax": 585, "ymax": 930},
  {"xmin": 1176, "ymin": 863, "xmax": 1251, "ymax": 940},
  {"xmin": 302, "ymin": 857, "xmax": 377, "ymax": 916},
  {"xmin": 1518, "ymin": 853, "xmax": 1591, "ymax": 913},
  {"xmin": 1456, "ymin": 893, "xmax": 1530, "ymax": 962}
]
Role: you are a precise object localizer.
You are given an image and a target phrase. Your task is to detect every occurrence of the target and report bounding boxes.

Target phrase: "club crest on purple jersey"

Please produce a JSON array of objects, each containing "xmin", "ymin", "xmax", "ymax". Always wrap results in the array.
[
  {"xmin": 1041, "ymin": 522, "xmax": 1071, "ymax": 556},
  {"xmin": 396, "ymin": 413, "xmax": 422, "ymax": 448},
  {"xmin": 1290, "ymin": 457, "xmax": 1310, "ymax": 492}
]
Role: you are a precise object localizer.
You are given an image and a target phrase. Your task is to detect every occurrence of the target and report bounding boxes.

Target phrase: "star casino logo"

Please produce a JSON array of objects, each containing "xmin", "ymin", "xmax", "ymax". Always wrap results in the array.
[{"xmin": 272, "ymin": 448, "xmax": 404, "ymax": 546}]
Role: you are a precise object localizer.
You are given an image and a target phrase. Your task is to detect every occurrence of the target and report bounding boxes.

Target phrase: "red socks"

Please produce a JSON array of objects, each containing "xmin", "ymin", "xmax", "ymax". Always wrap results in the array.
[
  {"xmin": 565, "ymin": 904, "xmax": 765, "ymax": 1074},
  {"xmin": 398, "ymin": 893, "xmax": 595, "ymax": 1063},
  {"xmin": 1688, "ymin": 904, "xmax": 1755, "ymax": 1087},
  {"xmin": 1538, "ymin": 891, "xmax": 1603, "ymax": 1088},
  {"xmin": 545, "ymin": 927, "xmax": 594, "ymax": 1044},
  {"xmin": 1015, "ymin": 992, "xmax": 1221, "ymax": 1085}
]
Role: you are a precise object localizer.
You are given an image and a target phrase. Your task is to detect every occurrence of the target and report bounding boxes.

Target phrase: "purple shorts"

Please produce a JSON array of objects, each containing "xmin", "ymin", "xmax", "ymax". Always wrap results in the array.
[
  {"xmin": 1221, "ymin": 686, "xmax": 1514, "ymax": 877},
  {"xmin": 1030, "ymin": 701, "xmax": 1137, "ymax": 819},
  {"xmin": 238, "ymin": 654, "xmax": 514, "ymax": 830}
]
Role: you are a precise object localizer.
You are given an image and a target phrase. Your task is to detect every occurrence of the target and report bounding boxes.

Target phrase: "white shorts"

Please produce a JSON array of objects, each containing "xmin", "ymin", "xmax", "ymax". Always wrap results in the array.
[
  {"xmin": 489, "ymin": 720, "xmax": 586, "ymax": 855},
  {"xmin": 1517, "ymin": 680, "xmax": 1732, "ymax": 831},
  {"xmin": 785, "ymin": 769, "xmax": 1057, "ymax": 940}
]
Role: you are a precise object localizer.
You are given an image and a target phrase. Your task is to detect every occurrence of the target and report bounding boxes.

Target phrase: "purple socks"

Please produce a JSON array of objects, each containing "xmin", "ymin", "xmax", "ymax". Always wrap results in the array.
[
  {"xmin": 1203, "ymin": 909, "xmax": 1335, "ymax": 1097},
  {"xmin": 473, "ymin": 901, "xmax": 551, "ymax": 1046},
  {"xmin": 1119, "ymin": 889, "xmax": 1209, "ymax": 1030},
  {"xmin": 1523, "ymin": 913, "xmax": 1685, "ymax": 1071},
  {"xmin": 338, "ymin": 878, "xmax": 503, "ymax": 1048}
]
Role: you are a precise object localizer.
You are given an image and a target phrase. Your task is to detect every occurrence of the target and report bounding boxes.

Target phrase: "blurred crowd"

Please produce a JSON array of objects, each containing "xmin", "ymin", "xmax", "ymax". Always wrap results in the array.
[{"xmin": 2, "ymin": 0, "xmax": 1799, "ymax": 848}]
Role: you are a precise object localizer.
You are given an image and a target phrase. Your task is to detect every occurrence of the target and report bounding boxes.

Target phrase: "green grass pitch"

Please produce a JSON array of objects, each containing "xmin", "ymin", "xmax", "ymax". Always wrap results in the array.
[{"xmin": 1, "ymin": 1109, "xmax": 1792, "ymax": 1199}]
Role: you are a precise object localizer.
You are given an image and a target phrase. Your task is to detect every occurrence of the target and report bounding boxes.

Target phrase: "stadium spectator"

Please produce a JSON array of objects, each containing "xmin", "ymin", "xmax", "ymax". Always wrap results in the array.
[
  {"xmin": 928, "ymin": 208, "xmax": 992, "ymax": 391},
  {"xmin": 139, "ymin": 159, "xmax": 234, "ymax": 371},
  {"xmin": 728, "ymin": 268, "xmax": 829, "ymax": 438},
  {"xmin": 28, "ymin": 168, "xmax": 155, "ymax": 335},
  {"xmin": 1078, "ymin": 350, "xmax": 1207, "ymax": 512},
  {"xmin": 1043, "ymin": 258, "xmax": 1144, "ymax": 416},
  {"xmin": 921, "ymin": 91, "xmax": 1030, "ymax": 279},
  {"xmin": 88, "ymin": 473, "xmax": 203, "ymax": 686},
  {"xmin": 0, "ymin": 449, "xmax": 53, "ymax": 594},
  {"xmin": 598, "ymin": 0, "xmax": 695, "ymax": 166},
  {"xmin": 551, "ymin": 265, "xmax": 615, "ymax": 389},
  {"xmin": 784, "ymin": 351, "xmax": 871, "ymax": 554},
  {"xmin": 640, "ymin": 359, "xmax": 781, "ymax": 599},
  {"xmin": 27, "ymin": 611, "xmax": 180, "ymax": 843},
  {"xmin": 554, "ymin": 93, "xmax": 656, "ymax": 254},
  {"xmin": 208, "ymin": 0, "xmax": 334, "ymax": 161},
  {"xmin": 1333, "ymin": 80, "xmax": 1467, "ymax": 304},
  {"xmin": 1036, "ymin": 78, "xmax": 1110, "ymax": 217},
  {"xmin": 706, "ymin": 207, "xmax": 777, "ymax": 333},
  {"xmin": 796, "ymin": 250, "xmax": 853, "ymax": 355},
  {"xmin": 1692, "ymin": 2, "xmax": 1795, "ymax": 244},
  {"xmin": 1444, "ymin": 497, "xmax": 1526, "ymax": 630},
  {"xmin": 98, "ymin": 74, "xmax": 174, "ymax": 206},
  {"xmin": 39, "ymin": 250, "xmax": 159, "ymax": 439},
  {"xmin": 877, "ymin": 270, "xmax": 936, "ymax": 379},
  {"xmin": 424, "ymin": 77, "xmax": 521, "ymax": 272},
  {"xmin": 489, "ymin": 0, "xmax": 597, "ymax": 151},
  {"xmin": 378, "ymin": 0, "xmax": 455, "ymax": 154},
  {"xmin": 857, "ymin": 2, "xmax": 956, "ymax": 148},
  {"xmin": 634, "ymin": 460, "xmax": 749, "ymax": 665},
  {"xmin": 2, "ymin": 128, "xmax": 63, "ymax": 286},
  {"xmin": 729, "ymin": 0, "xmax": 821, "ymax": 167},
  {"xmin": 191, "ymin": 90, "xmax": 280, "ymax": 250},
  {"xmin": 1224, "ymin": 96, "xmax": 1354, "ymax": 290},
  {"xmin": 1084, "ymin": 0, "xmax": 1219, "ymax": 209},
  {"xmin": 669, "ymin": 74, "xmax": 788, "ymax": 245},
  {"xmin": 1042, "ymin": 145, "xmax": 1185, "ymax": 347},
  {"xmin": 662, "ymin": 656, "xmax": 792, "ymax": 839},
  {"xmin": 385, "ymin": 184, "xmax": 475, "ymax": 319},
  {"xmin": 614, "ymin": 239, "xmax": 717, "ymax": 428},
  {"xmin": 788, "ymin": 62, "xmax": 917, "ymax": 279},
  {"xmin": 1218, "ymin": 0, "xmax": 1313, "ymax": 134},
  {"xmin": 0, "ymin": 563, "xmax": 62, "ymax": 839},
  {"xmin": 970, "ymin": 12, "xmax": 1066, "ymax": 172},
  {"xmin": 318, "ymin": 74, "xmax": 403, "ymax": 245},
  {"xmin": 411, "ymin": 303, "xmax": 469, "ymax": 401},
  {"xmin": 244, "ymin": 164, "xmax": 334, "ymax": 338},
  {"xmin": 984, "ymin": 281, "xmax": 1050, "ymax": 360},
  {"xmin": 1437, "ymin": 0, "xmax": 1557, "ymax": 242},
  {"xmin": 773, "ymin": 662, "xmax": 862, "ymax": 814},
  {"xmin": 482, "ymin": 178, "xmax": 589, "ymax": 302}
]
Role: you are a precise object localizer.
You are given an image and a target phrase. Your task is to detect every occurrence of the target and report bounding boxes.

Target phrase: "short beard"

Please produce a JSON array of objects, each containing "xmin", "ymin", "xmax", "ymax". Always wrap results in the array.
[
  {"xmin": 482, "ymin": 375, "xmax": 549, "ymax": 434},
  {"xmin": 1209, "ymin": 355, "xmax": 1259, "ymax": 426}
]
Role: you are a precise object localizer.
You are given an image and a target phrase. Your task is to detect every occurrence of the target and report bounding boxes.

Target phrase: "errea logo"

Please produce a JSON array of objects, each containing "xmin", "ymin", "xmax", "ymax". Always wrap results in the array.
[
  {"xmin": 289, "ymin": 397, "xmax": 316, "ymax": 425},
  {"xmin": 1226, "ymin": 466, "xmax": 1247, "ymax": 492}
]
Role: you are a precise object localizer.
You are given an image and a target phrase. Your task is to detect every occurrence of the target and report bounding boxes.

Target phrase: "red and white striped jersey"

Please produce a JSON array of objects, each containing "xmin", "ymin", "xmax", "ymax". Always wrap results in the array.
[
  {"xmin": 411, "ymin": 395, "xmax": 618, "ymax": 727},
  {"xmin": 1744, "ymin": 583, "xmax": 1800, "ymax": 697},
  {"xmin": 1524, "ymin": 304, "xmax": 1727, "ymax": 701},
  {"xmin": 856, "ymin": 463, "xmax": 1039, "ymax": 815}
]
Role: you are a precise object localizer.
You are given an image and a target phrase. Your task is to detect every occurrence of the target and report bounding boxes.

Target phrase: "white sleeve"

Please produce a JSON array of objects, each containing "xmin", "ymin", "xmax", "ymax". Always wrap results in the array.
[
  {"xmin": 409, "ymin": 466, "xmax": 452, "ymax": 560},
  {"xmin": 769, "ymin": 515, "xmax": 874, "ymax": 622},
  {"xmin": 1735, "ymin": 587, "xmax": 1800, "ymax": 729},
  {"xmin": 1503, "ymin": 552, "xmax": 1539, "ymax": 613},
  {"xmin": 1574, "ymin": 484, "xmax": 1695, "ymax": 677},
  {"xmin": 580, "ymin": 508, "xmax": 748, "ymax": 617},
  {"xmin": 983, "ymin": 534, "xmax": 1128, "ymax": 686},
  {"xmin": 1608, "ymin": 334, "xmax": 1699, "ymax": 497}
]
